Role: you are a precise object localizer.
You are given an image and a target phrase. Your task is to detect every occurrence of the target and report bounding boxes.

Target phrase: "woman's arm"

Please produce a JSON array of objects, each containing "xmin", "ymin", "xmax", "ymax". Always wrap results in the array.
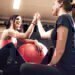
[
  {"xmin": 19, "ymin": 39, "xmax": 44, "ymax": 52},
  {"xmin": 7, "ymin": 22, "xmax": 34, "ymax": 39},
  {"xmin": 49, "ymin": 26, "xmax": 68, "ymax": 66},
  {"xmin": 37, "ymin": 19, "xmax": 53, "ymax": 39},
  {"xmin": 0, "ymin": 29, "xmax": 9, "ymax": 48},
  {"xmin": 36, "ymin": 13, "xmax": 53, "ymax": 39},
  {"xmin": 8, "ymin": 14, "xmax": 37, "ymax": 39},
  {"xmin": 26, "ymin": 14, "xmax": 37, "ymax": 38},
  {"xmin": 24, "ymin": 39, "xmax": 48, "ymax": 54}
]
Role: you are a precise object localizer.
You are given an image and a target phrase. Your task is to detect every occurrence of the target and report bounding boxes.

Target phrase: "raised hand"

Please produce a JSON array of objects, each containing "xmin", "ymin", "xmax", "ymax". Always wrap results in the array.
[
  {"xmin": 31, "ymin": 13, "xmax": 38, "ymax": 25},
  {"xmin": 36, "ymin": 12, "xmax": 41, "ymax": 20}
]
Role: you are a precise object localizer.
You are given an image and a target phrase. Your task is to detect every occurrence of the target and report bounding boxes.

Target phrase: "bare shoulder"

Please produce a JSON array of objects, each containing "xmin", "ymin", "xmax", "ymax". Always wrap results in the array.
[
  {"xmin": 1, "ymin": 29, "xmax": 9, "ymax": 35},
  {"xmin": 7, "ymin": 29, "xmax": 18, "ymax": 35},
  {"xmin": 2, "ymin": 29, "xmax": 13, "ymax": 36},
  {"xmin": 8, "ymin": 29, "xmax": 14, "ymax": 33},
  {"xmin": 1, "ymin": 29, "xmax": 9, "ymax": 40}
]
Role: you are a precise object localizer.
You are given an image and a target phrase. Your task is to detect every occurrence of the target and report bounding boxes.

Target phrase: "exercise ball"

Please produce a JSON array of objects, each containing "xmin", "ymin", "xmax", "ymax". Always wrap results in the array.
[{"xmin": 18, "ymin": 43, "xmax": 48, "ymax": 64}]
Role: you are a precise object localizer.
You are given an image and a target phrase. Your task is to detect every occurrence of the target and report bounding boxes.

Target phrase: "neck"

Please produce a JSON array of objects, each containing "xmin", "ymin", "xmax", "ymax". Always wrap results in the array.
[
  {"xmin": 57, "ymin": 8, "xmax": 68, "ymax": 16},
  {"xmin": 16, "ymin": 28, "xmax": 22, "ymax": 32}
]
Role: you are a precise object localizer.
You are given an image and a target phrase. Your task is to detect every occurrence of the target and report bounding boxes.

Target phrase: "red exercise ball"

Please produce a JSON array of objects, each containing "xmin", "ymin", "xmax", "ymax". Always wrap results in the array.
[{"xmin": 18, "ymin": 43, "xmax": 45, "ymax": 64}]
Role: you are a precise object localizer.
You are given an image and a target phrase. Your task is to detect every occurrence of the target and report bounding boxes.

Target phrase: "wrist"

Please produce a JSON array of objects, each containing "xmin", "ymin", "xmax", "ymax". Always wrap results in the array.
[
  {"xmin": 31, "ymin": 22, "xmax": 36, "ymax": 25},
  {"xmin": 32, "ymin": 17, "xmax": 37, "ymax": 24},
  {"xmin": 31, "ymin": 20, "xmax": 36, "ymax": 25}
]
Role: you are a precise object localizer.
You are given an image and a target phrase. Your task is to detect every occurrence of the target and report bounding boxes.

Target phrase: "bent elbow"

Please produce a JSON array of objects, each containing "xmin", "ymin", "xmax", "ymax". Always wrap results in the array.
[
  {"xmin": 40, "ymin": 34, "xmax": 50, "ymax": 39},
  {"xmin": 41, "ymin": 34, "xmax": 46, "ymax": 39}
]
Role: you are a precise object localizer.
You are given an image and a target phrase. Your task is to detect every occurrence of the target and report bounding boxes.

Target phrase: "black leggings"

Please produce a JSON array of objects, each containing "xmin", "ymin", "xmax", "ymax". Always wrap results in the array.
[
  {"xmin": 20, "ymin": 63, "xmax": 63, "ymax": 75},
  {"xmin": 0, "ymin": 43, "xmax": 16, "ymax": 69},
  {"xmin": 0, "ymin": 43, "xmax": 24, "ymax": 75}
]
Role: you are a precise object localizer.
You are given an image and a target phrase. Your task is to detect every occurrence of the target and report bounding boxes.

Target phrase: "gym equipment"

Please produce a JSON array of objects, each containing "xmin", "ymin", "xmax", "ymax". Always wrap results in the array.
[{"xmin": 18, "ymin": 43, "xmax": 48, "ymax": 64}]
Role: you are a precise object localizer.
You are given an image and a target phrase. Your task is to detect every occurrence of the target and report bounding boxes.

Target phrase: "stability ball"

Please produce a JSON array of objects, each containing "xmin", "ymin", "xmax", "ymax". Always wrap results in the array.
[{"xmin": 18, "ymin": 43, "xmax": 48, "ymax": 64}]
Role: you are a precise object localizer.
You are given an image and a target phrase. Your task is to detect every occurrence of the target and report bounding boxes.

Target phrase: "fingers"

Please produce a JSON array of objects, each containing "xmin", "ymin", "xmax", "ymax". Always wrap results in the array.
[
  {"xmin": 37, "ymin": 45, "xmax": 42, "ymax": 52},
  {"xmin": 31, "ymin": 13, "xmax": 38, "ymax": 25},
  {"xmin": 36, "ymin": 12, "xmax": 41, "ymax": 20},
  {"xmin": 33, "ymin": 13, "xmax": 37, "ymax": 20},
  {"xmin": 33, "ymin": 13, "xmax": 39, "ymax": 20},
  {"xmin": 32, "ymin": 12, "xmax": 41, "ymax": 26},
  {"xmin": 34, "ymin": 39, "xmax": 38, "ymax": 43},
  {"xmin": 34, "ymin": 40, "xmax": 42, "ymax": 52},
  {"xmin": 36, "ymin": 42, "xmax": 43, "ymax": 53},
  {"xmin": 34, "ymin": 12, "xmax": 41, "ymax": 20}
]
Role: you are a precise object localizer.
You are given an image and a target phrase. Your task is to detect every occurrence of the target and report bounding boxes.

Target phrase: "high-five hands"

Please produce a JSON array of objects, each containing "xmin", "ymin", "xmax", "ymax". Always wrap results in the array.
[
  {"xmin": 36, "ymin": 12, "xmax": 41, "ymax": 20},
  {"xmin": 31, "ymin": 13, "xmax": 38, "ymax": 25}
]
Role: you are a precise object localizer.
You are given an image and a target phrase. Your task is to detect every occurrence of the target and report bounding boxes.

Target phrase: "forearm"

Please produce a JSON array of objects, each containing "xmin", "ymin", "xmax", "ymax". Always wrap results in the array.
[
  {"xmin": 37, "ymin": 20, "xmax": 46, "ymax": 37},
  {"xmin": 49, "ymin": 49, "xmax": 64, "ymax": 66},
  {"xmin": 25, "ymin": 39, "xmax": 35, "ymax": 43},
  {"xmin": 25, "ymin": 17, "xmax": 36, "ymax": 38},
  {"xmin": 25, "ymin": 24, "xmax": 35, "ymax": 38},
  {"xmin": 8, "ymin": 26, "xmax": 34, "ymax": 39}
]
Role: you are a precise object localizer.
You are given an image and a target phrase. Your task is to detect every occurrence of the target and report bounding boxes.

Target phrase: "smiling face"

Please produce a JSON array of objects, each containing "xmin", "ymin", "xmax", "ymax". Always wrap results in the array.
[{"xmin": 14, "ymin": 16, "xmax": 22, "ymax": 30}]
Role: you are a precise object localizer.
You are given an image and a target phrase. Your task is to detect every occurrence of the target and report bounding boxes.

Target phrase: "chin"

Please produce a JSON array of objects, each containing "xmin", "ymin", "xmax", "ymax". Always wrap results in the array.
[
  {"xmin": 17, "ymin": 27, "xmax": 21, "ymax": 30},
  {"xmin": 52, "ymin": 12, "xmax": 57, "ymax": 16},
  {"xmin": 52, "ymin": 10, "xmax": 58, "ymax": 16},
  {"xmin": 16, "ymin": 26, "xmax": 20, "ymax": 30},
  {"xmin": 52, "ymin": 10, "xmax": 57, "ymax": 16},
  {"xmin": 16, "ymin": 25, "xmax": 21, "ymax": 28}
]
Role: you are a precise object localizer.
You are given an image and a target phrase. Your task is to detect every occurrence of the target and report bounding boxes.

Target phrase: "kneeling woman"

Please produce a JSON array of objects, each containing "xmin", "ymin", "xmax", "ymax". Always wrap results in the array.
[{"xmin": 20, "ymin": 0, "xmax": 75, "ymax": 75}]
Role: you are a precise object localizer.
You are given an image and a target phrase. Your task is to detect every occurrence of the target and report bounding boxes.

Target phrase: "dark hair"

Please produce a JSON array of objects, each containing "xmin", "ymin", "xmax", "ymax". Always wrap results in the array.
[
  {"xmin": 72, "ymin": 4, "xmax": 75, "ymax": 8},
  {"xmin": 72, "ymin": 4, "xmax": 75, "ymax": 19},
  {"xmin": 6, "ymin": 15, "xmax": 19, "ymax": 29},
  {"xmin": 58, "ymin": 0, "xmax": 73, "ymax": 12}
]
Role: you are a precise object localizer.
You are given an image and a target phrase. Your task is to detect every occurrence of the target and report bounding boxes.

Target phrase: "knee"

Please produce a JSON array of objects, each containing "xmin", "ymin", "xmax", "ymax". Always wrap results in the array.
[
  {"xmin": 20, "ymin": 63, "xmax": 26, "ymax": 74},
  {"xmin": 20, "ymin": 63, "xmax": 32, "ymax": 75},
  {"xmin": 20, "ymin": 63, "xmax": 37, "ymax": 75}
]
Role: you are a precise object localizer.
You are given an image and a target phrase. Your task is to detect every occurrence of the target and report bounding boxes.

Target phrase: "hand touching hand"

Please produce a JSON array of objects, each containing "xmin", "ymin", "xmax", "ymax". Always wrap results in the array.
[
  {"xmin": 34, "ymin": 40, "xmax": 43, "ymax": 53},
  {"xmin": 31, "ymin": 13, "xmax": 37, "ymax": 25},
  {"xmin": 36, "ymin": 12, "xmax": 41, "ymax": 20}
]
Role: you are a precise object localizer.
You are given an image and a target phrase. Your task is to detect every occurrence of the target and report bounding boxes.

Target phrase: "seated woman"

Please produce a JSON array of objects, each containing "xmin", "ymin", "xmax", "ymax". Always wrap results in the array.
[{"xmin": 0, "ymin": 14, "xmax": 45, "ymax": 75}]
